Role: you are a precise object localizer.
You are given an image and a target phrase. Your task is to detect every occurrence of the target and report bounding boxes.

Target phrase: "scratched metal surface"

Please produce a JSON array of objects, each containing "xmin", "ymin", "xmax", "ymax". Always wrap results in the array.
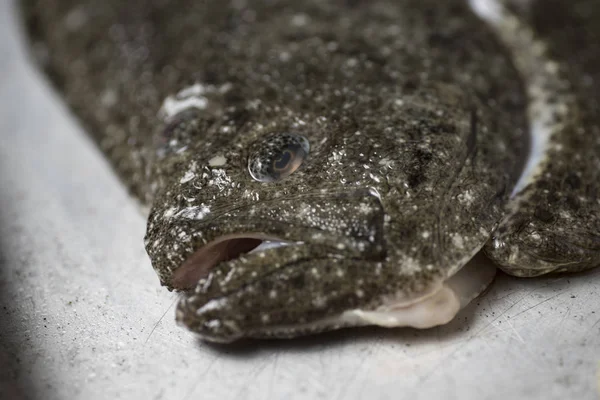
[{"xmin": 0, "ymin": 1, "xmax": 599, "ymax": 399}]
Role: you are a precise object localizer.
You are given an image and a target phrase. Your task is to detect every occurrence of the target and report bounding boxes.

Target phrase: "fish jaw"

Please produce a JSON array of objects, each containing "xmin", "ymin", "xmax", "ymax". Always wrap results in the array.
[{"xmin": 175, "ymin": 246, "xmax": 496, "ymax": 343}]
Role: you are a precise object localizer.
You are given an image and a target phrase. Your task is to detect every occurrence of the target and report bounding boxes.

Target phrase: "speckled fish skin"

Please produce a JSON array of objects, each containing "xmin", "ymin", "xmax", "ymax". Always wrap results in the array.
[
  {"xmin": 22, "ymin": 0, "xmax": 532, "ymax": 341},
  {"xmin": 477, "ymin": 0, "xmax": 600, "ymax": 277}
]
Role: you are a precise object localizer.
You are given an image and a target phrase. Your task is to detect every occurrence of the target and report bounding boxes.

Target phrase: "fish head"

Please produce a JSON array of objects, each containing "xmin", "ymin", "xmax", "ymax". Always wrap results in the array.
[{"xmin": 143, "ymin": 78, "xmax": 507, "ymax": 342}]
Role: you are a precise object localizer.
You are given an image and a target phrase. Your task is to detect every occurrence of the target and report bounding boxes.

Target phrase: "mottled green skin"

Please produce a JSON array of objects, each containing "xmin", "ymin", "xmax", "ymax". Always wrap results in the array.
[
  {"xmin": 23, "ymin": 0, "xmax": 531, "ymax": 341},
  {"xmin": 482, "ymin": 0, "xmax": 600, "ymax": 276}
]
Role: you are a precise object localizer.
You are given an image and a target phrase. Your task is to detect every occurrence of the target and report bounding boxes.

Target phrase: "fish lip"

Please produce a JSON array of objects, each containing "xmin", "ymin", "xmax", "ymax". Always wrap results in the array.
[{"xmin": 171, "ymin": 233, "xmax": 300, "ymax": 290}]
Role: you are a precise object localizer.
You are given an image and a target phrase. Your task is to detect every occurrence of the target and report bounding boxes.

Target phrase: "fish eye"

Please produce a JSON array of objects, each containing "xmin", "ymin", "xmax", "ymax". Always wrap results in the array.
[{"xmin": 248, "ymin": 132, "xmax": 310, "ymax": 182}]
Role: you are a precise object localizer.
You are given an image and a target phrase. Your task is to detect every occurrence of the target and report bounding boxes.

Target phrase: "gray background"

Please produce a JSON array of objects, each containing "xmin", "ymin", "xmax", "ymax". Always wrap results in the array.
[{"xmin": 0, "ymin": 1, "xmax": 599, "ymax": 399}]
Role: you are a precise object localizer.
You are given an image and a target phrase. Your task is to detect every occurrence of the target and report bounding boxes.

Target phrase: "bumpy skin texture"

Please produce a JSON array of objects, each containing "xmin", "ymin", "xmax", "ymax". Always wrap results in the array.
[
  {"xmin": 22, "ymin": 0, "xmax": 531, "ymax": 341},
  {"xmin": 482, "ymin": 0, "xmax": 600, "ymax": 276}
]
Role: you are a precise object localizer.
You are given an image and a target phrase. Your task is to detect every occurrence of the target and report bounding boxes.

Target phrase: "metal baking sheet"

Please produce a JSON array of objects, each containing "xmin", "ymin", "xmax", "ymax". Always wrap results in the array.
[{"xmin": 0, "ymin": 1, "xmax": 598, "ymax": 399}]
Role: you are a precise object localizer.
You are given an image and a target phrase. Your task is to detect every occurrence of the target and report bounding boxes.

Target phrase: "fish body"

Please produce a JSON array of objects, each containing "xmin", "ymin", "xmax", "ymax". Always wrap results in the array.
[
  {"xmin": 472, "ymin": 0, "xmax": 600, "ymax": 276},
  {"xmin": 22, "ymin": 0, "xmax": 598, "ymax": 342}
]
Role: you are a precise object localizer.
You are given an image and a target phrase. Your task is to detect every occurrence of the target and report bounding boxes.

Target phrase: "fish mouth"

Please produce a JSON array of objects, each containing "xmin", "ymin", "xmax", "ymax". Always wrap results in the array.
[
  {"xmin": 171, "ymin": 234, "xmax": 296, "ymax": 289},
  {"xmin": 146, "ymin": 188, "xmax": 386, "ymax": 290}
]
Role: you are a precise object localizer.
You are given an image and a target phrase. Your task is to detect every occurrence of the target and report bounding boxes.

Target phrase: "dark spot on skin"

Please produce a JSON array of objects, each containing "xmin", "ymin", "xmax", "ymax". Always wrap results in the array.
[
  {"xmin": 202, "ymin": 69, "xmax": 220, "ymax": 84},
  {"xmin": 492, "ymin": 182, "xmax": 508, "ymax": 203},
  {"xmin": 289, "ymin": 274, "xmax": 305, "ymax": 289},
  {"xmin": 259, "ymin": 279, "xmax": 273, "ymax": 292},
  {"xmin": 262, "ymin": 86, "xmax": 280, "ymax": 102},
  {"xmin": 407, "ymin": 149, "xmax": 433, "ymax": 188},
  {"xmin": 283, "ymin": 30, "xmax": 311, "ymax": 42},
  {"xmin": 534, "ymin": 206, "xmax": 555, "ymax": 223},
  {"xmin": 430, "ymin": 122, "xmax": 458, "ymax": 135},
  {"xmin": 546, "ymin": 188, "xmax": 560, "ymax": 204},
  {"xmin": 394, "ymin": 220, "xmax": 418, "ymax": 241},
  {"xmin": 586, "ymin": 185, "xmax": 597, "ymax": 199},
  {"xmin": 495, "ymin": 225, "xmax": 508, "ymax": 235},
  {"xmin": 402, "ymin": 80, "xmax": 418, "ymax": 93},
  {"xmin": 344, "ymin": 0, "xmax": 363, "ymax": 8},
  {"xmin": 566, "ymin": 195, "xmax": 581, "ymax": 210},
  {"xmin": 428, "ymin": 32, "xmax": 453, "ymax": 47},
  {"xmin": 564, "ymin": 173, "xmax": 581, "ymax": 190},
  {"xmin": 367, "ymin": 96, "xmax": 383, "ymax": 110},
  {"xmin": 407, "ymin": 172, "xmax": 425, "ymax": 188},
  {"xmin": 226, "ymin": 108, "xmax": 251, "ymax": 129},
  {"xmin": 223, "ymin": 88, "xmax": 246, "ymax": 104}
]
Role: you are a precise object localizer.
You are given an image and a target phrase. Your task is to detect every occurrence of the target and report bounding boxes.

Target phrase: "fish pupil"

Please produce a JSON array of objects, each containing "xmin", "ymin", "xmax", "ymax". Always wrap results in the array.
[{"xmin": 273, "ymin": 149, "xmax": 294, "ymax": 171}]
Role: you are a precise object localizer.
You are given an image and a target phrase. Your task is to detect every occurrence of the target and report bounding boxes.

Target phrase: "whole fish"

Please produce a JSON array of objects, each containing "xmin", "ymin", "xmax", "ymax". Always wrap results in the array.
[{"xmin": 21, "ymin": 0, "xmax": 599, "ymax": 342}]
